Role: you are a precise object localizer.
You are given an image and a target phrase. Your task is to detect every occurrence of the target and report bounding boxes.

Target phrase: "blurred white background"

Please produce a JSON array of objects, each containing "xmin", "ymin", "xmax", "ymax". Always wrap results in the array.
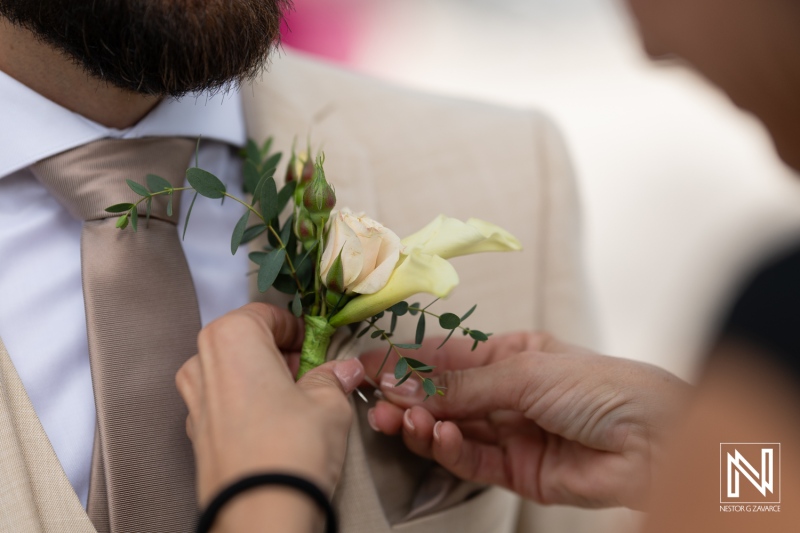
[{"xmin": 283, "ymin": 0, "xmax": 800, "ymax": 380}]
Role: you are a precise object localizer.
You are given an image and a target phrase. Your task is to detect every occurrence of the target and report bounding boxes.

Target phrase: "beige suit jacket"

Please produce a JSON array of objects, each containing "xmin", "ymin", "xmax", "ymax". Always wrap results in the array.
[{"xmin": 0, "ymin": 51, "xmax": 600, "ymax": 532}]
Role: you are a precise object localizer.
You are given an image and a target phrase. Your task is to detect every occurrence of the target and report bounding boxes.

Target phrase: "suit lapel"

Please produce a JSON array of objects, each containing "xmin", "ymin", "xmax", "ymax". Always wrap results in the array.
[{"xmin": 0, "ymin": 337, "xmax": 96, "ymax": 533}]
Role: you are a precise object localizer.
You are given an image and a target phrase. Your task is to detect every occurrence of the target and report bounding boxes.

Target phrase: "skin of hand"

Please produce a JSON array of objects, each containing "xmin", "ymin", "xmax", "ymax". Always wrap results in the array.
[
  {"xmin": 176, "ymin": 303, "xmax": 364, "ymax": 531},
  {"xmin": 360, "ymin": 331, "xmax": 690, "ymax": 510}
]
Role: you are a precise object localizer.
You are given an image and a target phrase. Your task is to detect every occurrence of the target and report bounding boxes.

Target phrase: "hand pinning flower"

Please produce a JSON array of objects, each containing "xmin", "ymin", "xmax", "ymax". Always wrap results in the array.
[{"xmin": 106, "ymin": 137, "xmax": 522, "ymax": 398}]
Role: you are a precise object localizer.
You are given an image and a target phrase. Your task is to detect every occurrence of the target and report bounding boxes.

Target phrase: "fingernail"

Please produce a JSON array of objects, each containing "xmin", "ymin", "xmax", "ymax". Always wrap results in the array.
[
  {"xmin": 367, "ymin": 408, "xmax": 380, "ymax": 432},
  {"xmin": 433, "ymin": 420, "xmax": 443, "ymax": 442},
  {"xmin": 403, "ymin": 409, "xmax": 415, "ymax": 432},
  {"xmin": 380, "ymin": 373, "xmax": 420, "ymax": 396},
  {"xmin": 334, "ymin": 359, "xmax": 365, "ymax": 392}
]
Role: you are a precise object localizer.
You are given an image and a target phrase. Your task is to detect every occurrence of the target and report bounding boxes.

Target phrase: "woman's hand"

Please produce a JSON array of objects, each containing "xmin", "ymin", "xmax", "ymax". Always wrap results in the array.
[
  {"xmin": 176, "ymin": 303, "xmax": 364, "ymax": 524},
  {"xmin": 361, "ymin": 331, "xmax": 689, "ymax": 510}
]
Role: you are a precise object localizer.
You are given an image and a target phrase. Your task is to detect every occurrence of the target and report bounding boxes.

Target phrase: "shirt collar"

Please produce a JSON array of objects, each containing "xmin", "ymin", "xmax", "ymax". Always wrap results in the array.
[{"xmin": 0, "ymin": 69, "xmax": 246, "ymax": 178}]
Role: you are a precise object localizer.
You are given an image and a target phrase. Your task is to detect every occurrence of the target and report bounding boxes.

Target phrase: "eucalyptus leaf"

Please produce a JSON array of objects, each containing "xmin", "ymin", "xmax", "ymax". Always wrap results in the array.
[
  {"xmin": 461, "ymin": 304, "xmax": 477, "ymax": 322},
  {"xmin": 394, "ymin": 343, "xmax": 422, "ymax": 350},
  {"xmin": 409, "ymin": 302, "xmax": 421, "ymax": 316},
  {"xmin": 438, "ymin": 313, "xmax": 461, "ymax": 330},
  {"xmin": 182, "ymin": 192, "xmax": 198, "ymax": 240},
  {"xmin": 273, "ymin": 274, "xmax": 298, "ymax": 295},
  {"xmin": 146, "ymin": 174, "xmax": 172, "ymax": 193},
  {"xmin": 291, "ymin": 292, "xmax": 303, "ymax": 317},
  {"xmin": 277, "ymin": 181, "xmax": 297, "ymax": 213},
  {"xmin": 280, "ymin": 213, "xmax": 294, "ymax": 245},
  {"xmin": 186, "ymin": 167, "xmax": 226, "ymax": 199},
  {"xmin": 248, "ymin": 251, "xmax": 269, "ymax": 265},
  {"xmin": 105, "ymin": 203, "xmax": 134, "ymax": 213},
  {"xmin": 145, "ymin": 197, "xmax": 152, "ymax": 225},
  {"xmin": 243, "ymin": 160, "xmax": 260, "ymax": 195},
  {"xmin": 394, "ymin": 358, "xmax": 408, "ymax": 380},
  {"xmin": 390, "ymin": 313, "xmax": 398, "ymax": 334},
  {"xmin": 261, "ymin": 152, "xmax": 282, "ymax": 178},
  {"xmin": 126, "ymin": 179, "xmax": 150, "ymax": 197},
  {"xmin": 422, "ymin": 378, "xmax": 436, "ymax": 398},
  {"xmin": 166, "ymin": 195, "xmax": 173, "ymax": 217},
  {"xmin": 257, "ymin": 248, "xmax": 286, "ymax": 293},
  {"xmin": 241, "ymin": 224, "xmax": 267, "ymax": 245},
  {"xmin": 130, "ymin": 207, "xmax": 138, "ymax": 232},
  {"xmin": 404, "ymin": 357, "xmax": 429, "ymax": 368},
  {"xmin": 395, "ymin": 371, "xmax": 413, "ymax": 387},
  {"xmin": 356, "ymin": 324, "xmax": 372, "ymax": 339},
  {"xmin": 230, "ymin": 209, "xmax": 250, "ymax": 255},
  {"xmin": 390, "ymin": 301, "xmax": 409, "ymax": 316},
  {"xmin": 437, "ymin": 329, "xmax": 456, "ymax": 350},
  {"xmin": 415, "ymin": 314, "xmax": 426, "ymax": 345},
  {"xmin": 245, "ymin": 139, "xmax": 260, "ymax": 165},
  {"xmin": 258, "ymin": 176, "xmax": 280, "ymax": 220},
  {"xmin": 468, "ymin": 330, "xmax": 489, "ymax": 342},
  {"xmin": 370, "ymin": 330, "xmax": 384, "ymax": 339}
]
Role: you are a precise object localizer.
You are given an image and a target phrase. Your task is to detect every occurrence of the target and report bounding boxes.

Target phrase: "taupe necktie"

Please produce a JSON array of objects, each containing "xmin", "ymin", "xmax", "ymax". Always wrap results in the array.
[{"xmin": 32, "ymin": 138, "xmax": 200, "ymax": 533}]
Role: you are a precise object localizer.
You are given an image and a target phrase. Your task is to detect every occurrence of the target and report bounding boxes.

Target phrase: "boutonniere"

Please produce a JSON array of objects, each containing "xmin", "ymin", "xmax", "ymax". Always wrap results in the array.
[{"xmin": 107, "ymin": 138, "xmax": 521, "ymax": 398}]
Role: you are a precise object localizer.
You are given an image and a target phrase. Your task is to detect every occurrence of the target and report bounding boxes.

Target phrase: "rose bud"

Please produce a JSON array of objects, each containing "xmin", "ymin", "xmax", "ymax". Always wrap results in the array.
[
  {"xmin": 285, "ymin": 152, "xmax": 298, "ymax": 183},
  {"xmin": 300, "ymin": 156, "xmax": 315, "ymax": 184},
  {"xmin": 303, "ymin": 160, "xmax": 336, "ymax": 224},
  {"xmin": 294, "ymin": 209, "xmax": 317, "ymax": 249}
]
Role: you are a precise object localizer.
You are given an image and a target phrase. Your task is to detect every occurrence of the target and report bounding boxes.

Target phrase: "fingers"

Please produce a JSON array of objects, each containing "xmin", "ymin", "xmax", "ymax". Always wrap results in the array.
[
  {"xmin": 297, "ymin": 358, "xmax": 365, "ymax": 396},
  {"xmin": 359, "ymin": 330, "xmax": 536, "ymax": 380},
  {"xmin": 238, "ymin": 302, "xmax": 305, "ymax": 351}
]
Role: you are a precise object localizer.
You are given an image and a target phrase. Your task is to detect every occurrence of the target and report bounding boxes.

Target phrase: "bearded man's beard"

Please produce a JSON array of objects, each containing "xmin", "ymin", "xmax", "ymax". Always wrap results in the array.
[{"xmin": 0, "ymin": 0, "xmax": 291, "ymax": 97}]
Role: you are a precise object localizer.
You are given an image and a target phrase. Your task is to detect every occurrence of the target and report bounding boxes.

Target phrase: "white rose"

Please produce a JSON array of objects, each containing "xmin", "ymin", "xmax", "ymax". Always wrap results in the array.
[{"xmin": 320, "ymin": 209, "xmax": 402, "ymax": 295}]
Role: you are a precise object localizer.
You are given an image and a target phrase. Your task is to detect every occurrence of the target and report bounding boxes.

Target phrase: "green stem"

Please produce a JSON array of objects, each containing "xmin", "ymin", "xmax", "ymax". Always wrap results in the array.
[{"xmin": 297, "ymin": 315, "xmax": 336, "ymax": 378}]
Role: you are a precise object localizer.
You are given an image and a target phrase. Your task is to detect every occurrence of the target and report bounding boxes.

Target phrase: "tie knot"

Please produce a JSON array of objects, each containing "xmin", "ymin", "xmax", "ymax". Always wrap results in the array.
[{"xmin": 32, "ymin": 138, "xmax": 196, "ymax": 223}]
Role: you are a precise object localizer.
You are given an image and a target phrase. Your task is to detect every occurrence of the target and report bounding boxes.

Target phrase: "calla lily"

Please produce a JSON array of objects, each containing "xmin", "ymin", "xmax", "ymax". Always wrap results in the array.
[
  {"xmin": 329, "ymin": 250, "xmax": 458, "ymax": 327},
  {"xmin": 328, "ymin": 215, "xmax": 521, "ymax": 327},
  {"xmin": 401, "ymin": 215, "xmax": 521, "ymax": 259}
]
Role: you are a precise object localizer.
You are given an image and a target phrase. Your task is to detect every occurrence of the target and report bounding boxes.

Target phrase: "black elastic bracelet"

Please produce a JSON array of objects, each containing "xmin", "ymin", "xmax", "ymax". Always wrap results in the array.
[{"xmin": 196, "ymin": 473, "xmax": 337, "ymax": 533}]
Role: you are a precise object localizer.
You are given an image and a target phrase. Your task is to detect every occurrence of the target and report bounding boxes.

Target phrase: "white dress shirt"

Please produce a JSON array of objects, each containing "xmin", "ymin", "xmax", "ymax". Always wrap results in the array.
[{"xmin": 0, "ymin": 70, "xmax": 252, "ymax": 506}]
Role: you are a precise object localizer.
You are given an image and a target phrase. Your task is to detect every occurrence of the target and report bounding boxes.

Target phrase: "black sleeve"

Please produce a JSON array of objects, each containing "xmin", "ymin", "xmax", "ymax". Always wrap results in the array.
[{"xmin": 715, "ymin": 241, "xmax": 800, "ymax": 381}]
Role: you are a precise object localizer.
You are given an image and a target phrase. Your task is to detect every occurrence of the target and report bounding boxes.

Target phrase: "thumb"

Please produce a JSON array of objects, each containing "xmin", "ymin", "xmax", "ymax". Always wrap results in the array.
[{"xmin": 297, "ymin": 358, "xmax": 365, "ymax": 396}]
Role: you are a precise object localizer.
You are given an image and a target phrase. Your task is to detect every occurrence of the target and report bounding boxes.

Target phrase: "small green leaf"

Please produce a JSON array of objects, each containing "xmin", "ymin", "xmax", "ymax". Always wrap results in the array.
[
  {"xmin": 291, "ymin": 292, "xmax": 303, "ymax": 317},
  {"xmin": 436, "ymin": 389, "xmax": 446, "ymax": 397},
  {"xmin": 182, "ymin": 192, "xmax": 199, "ymax": 240},
  {"xmin": 390, "ymin": 313, "xmax": 398, "ymax": 334},
  {"xmin": 393, "ymin": 343, "xmax": 422, "ymax": 350},
  {"xmin": 126, "ymin": 179, "xmax": 150, "ymax": 197},
  {"xmin": 394, "ymin": 358, "xmax": 408, "ymax": 380},
  {"xmin": 129, "ymin": 207, "xmax": 138, "ymax": 232},
  {"xmin": 370, "ymin": 330, "xmax": 384, "ymax": 339},
  {"xmin": 166, "ymin": 195, "xmax": 174, "ymax": 217},
  {"xmin": 437, "ymin": 329, "xmax": 456, "ymax": 350},
  {"xmin": 115, "ymin": 214, "xmax": 129, "ymax": 229},
  {"xmin": 241, "ymin": 224, "xmax": 267, "ymax": 245},
  {"xmin": 471, "ymin": 339, "xmax": 480, "ymax": 351},
  {"xmin": 105, "ymin": 203, "xmax": 134, "ymax": 213},
  {"xmin": 277, "ymin": 181, "xmax": 297, "ymax": 213},
  {"xmin": 460, "ymin": 304, "xmax": 477, "ymax": 322},
  {"xmin": 273, "ymin": 274, "xmax": 298, "ymax": 295},
  {"xmin": 280, "ymin": 214, "xmax": 294, "ymax": 245},
  {"xmin": 146, "ymin": 174, "xmax": 172, "ymax": 193},
  {"xmin": 248, "ymin": 251, "xmax": 269, "ymax": 264},
  {"xmin": 438, "ymin": 313, "xmax": 461, "ymax": 330},
  {"xmin": 395, "ymin": 371, "xmax": 413, "ymax": 387},
  {"xmin": 260, "ymin": 137, "xmax": 273, "ymax": 158},
  {"xmin": 243, "ymin": 160, "xmax": 260, "ymax": 195},
  {"xmin": 245, "ymin": 139, "xmax": 261, "ymax": 165},
  {"xmin": 261, "ymin": 152, "xmax": 282, "ymax": 178},
  {"xmin": 259, "ymin": 177, "xmax": 279, "ymax": 222},
  {"xmin": 356, "ymin": 324, "xmax": 372, "ymax": 338},
  {"xmin": 404, "ymin": 357, "xmax": 428, "ymax": 369},
  {"xmin": 257, "ymin": 248, "xmax": 286, "ymax": 292},
  {"xmin": 409, "ymin": 302, "xmax": 421, "ymax": 316},
  {"xmin": 230, "ymin": 209, "xmax": 250, "ymax": 255},
  {"xmin": 390, "ymin": 301, "xmax": 409, "ymax": 316},
  {"xmin": 422, "ymin": 378, "xmax": 436, "ymax": 398},
  {"xmin": 468, "ymin": 330, "xmax": 489, "ymax": 342},
  {"xmin": 186, "ymin": 167, "xmax": 226, "ymax": 199},
  {"xmin": 415, "ymin": 313, "xmax": 426, "ymax": 345}
]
